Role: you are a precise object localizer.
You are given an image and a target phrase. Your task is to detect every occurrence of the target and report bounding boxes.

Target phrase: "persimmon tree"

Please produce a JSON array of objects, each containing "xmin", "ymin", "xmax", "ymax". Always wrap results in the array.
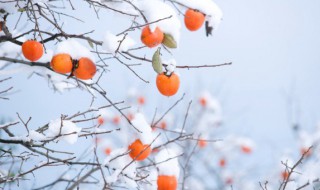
[
  {"xmin": 1, "ymin": 1, "xmax": 319, "ymax": 190},
  {"xmin": 0, "ymin": 0, "xmax": 231, "ymax": 189}
]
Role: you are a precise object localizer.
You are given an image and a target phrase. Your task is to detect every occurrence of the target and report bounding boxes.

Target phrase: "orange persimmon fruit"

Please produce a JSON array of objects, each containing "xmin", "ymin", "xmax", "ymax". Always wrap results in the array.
[
  {"xmin": 104, "ymin": 147, "xmax": 112, "ymax": 155},
  {"xmin": 184, "ymin": 9, "xmax": 205, "ymax": 31},
  {"xmin": 156, "ymin": 72, "xmax": 180, "ymax": 96},
  {"xmin": 112, "ymin": 116, "xmax": 120, "ymax": 125},
  {"xmin": 199, "ymin": 97, "xmax": 207, "ymax": 107},
  {"xmin": 241, "ymin": 145, "xmax": 252, "ymax": 154},
  {"xmin": 198, "ymin": 139, "xmax": 207, "ymax": 148},
  {"xmin": 73, "ymin": 57, "xmax": 96, "ymax": 80},
  {"xmin": 157, "ymin": 175, "xmax": 177, "ymax": 190},
  {"xmin": 300, "ymin": 147, "xmax": 312, "ymax": 157},
  {"xmin": 160, "ymin": 121, "xmax": 167, "ymax": 129},
  {"xmin": 97, "ymin": 116, "xmax": 105, "ymax": 125},
  {"xmin": 281, "ymin": 171, "xmax": 289, "ymax": 180},
  {"xmin": 219, "ymin": 158, "xmax": 226, "ymax": 167},
  {"xmin": 137, "ymin": 96, "xmax": 145, "ymax": 105},
  {"xmin": 141, "ymin": 26, "xmax": 164, "ymax": 48},
  {"xmin": 50, "ymin": 53, "xmax": 73, "ymax": 74},
  {"xmin": 22, "ymin": 40, "xmax": 44, "ymax": 62},
  {"xmin": 128, "ymin": 139, "xmax": 151, "ymax": 161}
]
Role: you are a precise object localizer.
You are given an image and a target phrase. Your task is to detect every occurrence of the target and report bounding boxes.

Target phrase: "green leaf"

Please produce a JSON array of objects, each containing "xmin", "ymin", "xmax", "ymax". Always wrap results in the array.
[
  {"xmin": 18, "ymin": 8, "xmax": 25, "ymax": 12},
  {"xmin": 87, "ymin": 40, "xmax": 94, "ymax": 49},
  {"xmin": 162, "ymin": 33, "xmax": 177, "ymax": 49},
  {"xmin": 152, "ymin": 47, "xmax": 163, "ymax": 74}
]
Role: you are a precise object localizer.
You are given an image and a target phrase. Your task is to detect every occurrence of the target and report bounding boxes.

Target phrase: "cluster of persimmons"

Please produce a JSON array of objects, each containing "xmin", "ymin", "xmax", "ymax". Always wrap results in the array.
[
  {"xmin": 20, "ymin": 8, "xmax": 205, "ymax": 100},
  {"xmin": 22, "ymin": 40, "xmax": 96, "ymax": 80},
  {"xmin": 19, "ymin": 8, "xmax": 207, "ymax": 190},
  {"xmin": 142, "ymin": 8, "xmax": 207, "ymax": 97}
]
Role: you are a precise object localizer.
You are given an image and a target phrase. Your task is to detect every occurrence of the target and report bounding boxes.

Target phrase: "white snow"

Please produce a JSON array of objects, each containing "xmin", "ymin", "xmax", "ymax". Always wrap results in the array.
[
  {"xmin": 54, "ymin": 39, "xmax": 95, "ymax": 62},
  {"xmin": 235, "ymin": 137, "xmax": 255, "ymax": 150},
  {"xmin": 104, "ymin": 148, "xmax": 137, "ymax": 184},
  {"xmin": 140, "ymin": 169, "xmax": 158, "ymax": 190},
  {"xmin": 100, "ymin": 0, "xmax": 182, "ymax": 43},
  {"xmin": 155, "ymin": 148, "xmax": 180, "ymax": 177},
  {"xmin": 130, "ymin": 113, "xmax": 154, "ymax": 145},
  {"xmin": 47, "ymin": 119, "xmax": 81, "ymax": 144},
  {"xmin": 0, "ymin": 120, "xmax": 18, "ymax": 129},
  {"xmin": 175, "ymin": 0, "xmax": 223, "ymax": 29},
  {"xmin": 185, "ymin": 178, "xmax": 205, "ymax": 190},
  {"xmin": 137, "ymin": 0, "xmax": 181, "ymax": 43},
  {"xmin": 28, "ymin": 130, "xmax": 46, "ymax": 141},
  {"xmin": 298, "ymin": 131, "xmax": 313, "ymax": 149},
  {"xmin": 102, "ymin": 31, "xmax": 135, "ymax": 54},
  {"xmin": 163, "ymin": 59, "xmax": 176, "ymax": 75},
  {"xmin": 0, "ymin": 31, "xmax": 26, "ymax": 56}
]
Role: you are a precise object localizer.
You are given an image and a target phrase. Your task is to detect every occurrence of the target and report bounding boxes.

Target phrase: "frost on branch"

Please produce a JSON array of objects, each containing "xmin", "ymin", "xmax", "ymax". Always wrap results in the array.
[
  {"xmin": 55, "ymin": 39, "xmax": 95, "ymax": 62},
  {"xmin": 102, "ymin": 31, "xmax": 135, "ymax": 54},
  {"xmin": 47, "ymin": 119, "xmax": 81, "ymax": 144}
]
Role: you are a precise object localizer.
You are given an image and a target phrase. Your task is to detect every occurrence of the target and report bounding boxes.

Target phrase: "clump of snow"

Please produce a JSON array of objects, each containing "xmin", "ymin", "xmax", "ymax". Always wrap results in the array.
[
  {"xmin": 98, "ymin": 108, "xmax": 113, "ymax": 120},
  {"xmin": 163, "ymin": 59, "xmax": 176, "ymax": 75},
  {"xmin": 52, "ymin": 81, "xmax": 77, "ymax": 93},
  {"xmin": 130, "ymin": 113, "xmax": 154, "ymax": 145},
  {"xmin": 195, "ymin": 92, "xmax": 223, "ymax": 132},
  {"xmin": 0, "ymin": 42, "xmax": 21, "ymax": 56},
  {"xmin": 47, "ymin": 119, "xmax": 81, "ymax": 144},
  {"xmin": 298, "ymin": 131, "xmax": 313, "ymax": 149},
  {"xmin": 140, "ymin": 169, "xmax": 158, "ymax": 190},
  {"xmin": 28, "ymin": 130, "xmax": 46, "ymax": 141},
  {"xmin": 102, "ymin": 31, "xmax": 135, "ymax": 54},
  {"xmin": 155, "ymin": 148, "xmax": 180, "ymax": 177},
  {"xmin": 127, "ymin": 88, "xmax": 138, "ymax": 98},
  {"xmin": 55, "ymin": 39, "xmax": 95, "ymax": 62},
  {"xmin": 0, "ymin": 31, "xmax": 26, "ymax": 55},
  {"xmin": 175, "ymin": 0, "xmax": 223, "ymax": 29},
  {"xmin": 104, "ymin": 148, "xmax": 137, "ymax": 184},
  {"xmin": 137, "ymin": 0, "xmax": 181, "ymax": 43},
  {"xmin": 185, "ymin": 177, "xmax": 205, "ymax": 190},
  {"xmin": 235, "ymin": 137, "xmax": 255, "ymax": 150},
  {"xmin": 199, "ymin": 91, "xmax": 222, "ymax": 112}
]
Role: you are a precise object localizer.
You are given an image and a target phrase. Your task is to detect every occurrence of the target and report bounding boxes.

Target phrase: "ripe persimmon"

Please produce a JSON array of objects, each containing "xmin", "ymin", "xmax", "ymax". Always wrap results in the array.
[
  {"xmin": 104, "ymin": 147, "xmax": 112, "ymax": 155},
  {"xmin": 73, "ymin": 57, "xmax": 96, "ymax": 80},
  {"xmin": 281, "ymin": 171, "xmax": 289, "ymax": 180},
  {"xmin": 128, "ymin": 139, "xmax": 151, "ymax": 161},
  {"xmin": 50, "ymin": 53, "xmax": 73, "ymax": 74},
  {"xmin": 300, "ymin": 147, "xmax": 312, "ymax": 157},
  {"xmin": 22, "ymin": 40, "xmax": 44, "ymax": 62},
  {"xmin": 199, "ymin": 97, "xmax": 207, "ymax": 107},
  {"xmin": 184, "ymin": 9, "xmax": 205, "ymax": 31},
  {"xmin": 159, "ymin": 121, "xmax": 167, "ymax": 129},
  {"xmin": 141, "ymin": 26, "xmax": 164, "ymax": 48},
  {"xmin": 137, "ymin": 96, "xmax": 145, "ymax": 105},
  {"xmin": 198, "ymin": 139, "xmax": 207, "ymax": 148},
  {"xmin": 157, "ymin": 175, "xmax": 177, "ymax": 190},
  {"xmin": 97, "ymin": 116, "xmax": 105, "ymax": 125},
  {"xmin": 112, "ymin": 116, "xmax": 120, "ymax": 125},
  {"xmin": 219, "ymin": 158, "xmax": 226, "ymax": 167},
  {"xmin": 156, "ymin": 72, "xmax": 180, "ymax": 96},
  {"xmin": 241, "ymin": 145, "xmax": 252, "ymax": 154},
  {"xmin": 127, "ymin": 113, "xmax": 134, "ymax": 121}
]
